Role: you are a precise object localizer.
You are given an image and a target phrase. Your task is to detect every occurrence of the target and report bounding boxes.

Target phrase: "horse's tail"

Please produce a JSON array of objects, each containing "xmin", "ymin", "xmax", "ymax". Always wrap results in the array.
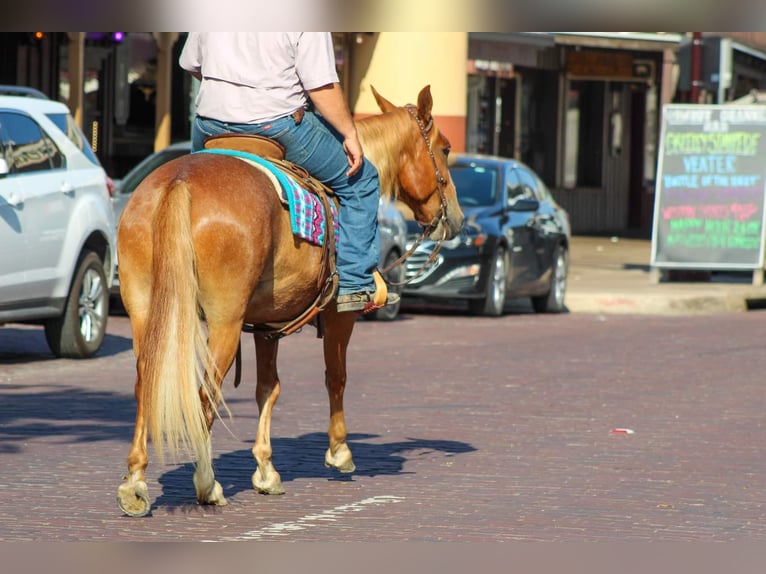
[{"xmin": 140, "ymin": 179, "xmax": 222, "ymax": 467}]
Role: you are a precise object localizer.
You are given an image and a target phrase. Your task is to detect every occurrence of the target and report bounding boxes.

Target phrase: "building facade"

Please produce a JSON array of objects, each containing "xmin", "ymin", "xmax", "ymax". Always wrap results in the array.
[
  {"xmin": 465, "ymin": 32, "xmax": 681, "ymax": 236},
  {"xmin": 6, "ymin": 31, "xmax": 766, "ymax": 237}
]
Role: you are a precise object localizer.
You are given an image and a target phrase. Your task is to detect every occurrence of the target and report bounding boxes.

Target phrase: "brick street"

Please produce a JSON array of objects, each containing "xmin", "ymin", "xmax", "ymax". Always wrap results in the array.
[{"xmin": 1, "ymin": 309, "xmax": 765, "ymax": 541}]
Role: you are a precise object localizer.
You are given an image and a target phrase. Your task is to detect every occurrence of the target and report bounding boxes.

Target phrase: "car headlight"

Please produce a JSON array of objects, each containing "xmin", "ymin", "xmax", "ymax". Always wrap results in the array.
[
  {"xmin": 444, "ymin": 232, "xmax": 486, "ymax": 249},
  {"xmin": 441, "ymin": 235, "xmax": 463, "ymax": 249}
]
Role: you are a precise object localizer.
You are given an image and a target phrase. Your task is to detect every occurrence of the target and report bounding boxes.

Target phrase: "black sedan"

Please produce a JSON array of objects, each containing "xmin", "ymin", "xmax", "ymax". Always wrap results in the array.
[{"xmin": 400, "ymin": 153, "xmax": 570, "ymax": 316}]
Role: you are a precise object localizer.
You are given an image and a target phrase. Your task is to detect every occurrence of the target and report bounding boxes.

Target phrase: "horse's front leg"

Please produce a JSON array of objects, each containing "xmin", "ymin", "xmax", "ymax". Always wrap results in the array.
[
  {"xmin": 322, "ymin": 308, "xmax": 358, "ymax": 473},
  {"xmin": 117, "ymin": 360, "xmax": 151, "ymax": 517},
  {"xmin": 251, "ymin": 335, "xmax": 285, "ymax": 494}
]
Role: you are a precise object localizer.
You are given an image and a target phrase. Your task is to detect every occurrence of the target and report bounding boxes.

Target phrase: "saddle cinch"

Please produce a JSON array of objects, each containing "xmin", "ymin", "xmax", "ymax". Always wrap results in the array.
[{"xmin": 203, "ymin": 133, "xmax": 339, "ymax": 342}]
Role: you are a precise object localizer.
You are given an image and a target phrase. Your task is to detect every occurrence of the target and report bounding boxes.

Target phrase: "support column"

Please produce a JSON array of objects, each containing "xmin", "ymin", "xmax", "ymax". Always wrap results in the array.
[
  {"xmin": 66, "ymin": 32, "xmax": 85, "ymax": 128},
  {"xmin": 152, "ymin": 32, "xmax": 179, "ymax": 152}
]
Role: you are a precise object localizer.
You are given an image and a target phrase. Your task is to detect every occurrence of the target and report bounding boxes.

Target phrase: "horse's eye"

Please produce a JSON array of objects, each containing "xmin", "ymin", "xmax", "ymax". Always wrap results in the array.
[{"xmin": 443, "ymin": 146, "xmax": 451, "ymax": 158}]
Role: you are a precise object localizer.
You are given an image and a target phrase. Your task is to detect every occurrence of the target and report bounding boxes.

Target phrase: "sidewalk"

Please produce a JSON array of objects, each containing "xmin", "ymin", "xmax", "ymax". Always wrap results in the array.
[{"xmin": 566, "ymin": 235, "xmax": 766, "ymax": 315}]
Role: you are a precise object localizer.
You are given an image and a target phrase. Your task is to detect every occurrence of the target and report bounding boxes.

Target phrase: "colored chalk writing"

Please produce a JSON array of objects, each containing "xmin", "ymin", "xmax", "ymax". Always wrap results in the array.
[{"xmin": 651, "ymin": 104, "xmax": 766, "ymax": 269}]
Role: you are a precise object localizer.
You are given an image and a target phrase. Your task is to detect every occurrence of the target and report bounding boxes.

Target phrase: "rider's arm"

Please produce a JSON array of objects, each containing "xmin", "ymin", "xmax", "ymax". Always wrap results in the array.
[{"xmin": 307, "ymin": 82, "xmax": 364, "ymax": 177}]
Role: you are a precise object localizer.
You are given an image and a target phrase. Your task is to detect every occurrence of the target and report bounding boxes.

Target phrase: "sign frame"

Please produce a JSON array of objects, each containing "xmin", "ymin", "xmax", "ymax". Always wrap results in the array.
[{"xmin": 650, "ymin": 103, "xmax": 766, "ymax": 272}]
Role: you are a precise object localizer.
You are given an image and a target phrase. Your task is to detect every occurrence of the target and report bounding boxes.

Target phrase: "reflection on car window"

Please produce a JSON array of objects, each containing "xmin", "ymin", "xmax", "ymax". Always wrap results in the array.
[
  {"xmin": 534, "ymin": 172, "xmax": 552, "ymax": 201},
  {"xmin": 0, "ymin": 112, "xmax": 60, "ymax": 174},
  {"xmin": 507, "ymin": 168, "xmax": 524, "ymax": 201},
  {"xmin": 450, "ymin": 164, "xmax": 498, "ymax": 207},
  {"xmin": 44, "ymin": 134, "xmax": 64, "ymax": 169},
  {"xmin": 511, "ymin": 167, "xmax": 539, "ymax": 202},
  {"xmin": 46, "ymin": 112, "xmax": 100, "ymax": 167}
]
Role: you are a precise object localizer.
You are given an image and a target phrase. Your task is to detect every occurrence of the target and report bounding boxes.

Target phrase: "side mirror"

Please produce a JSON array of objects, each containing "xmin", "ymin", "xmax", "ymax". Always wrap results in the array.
[
  {"xmin": 509, "ymin": 197, "xmax": 539, "ymax": 212},
  {"xmin": 0, "ymin": 157, "xmax": 9, "ymax": 177}
]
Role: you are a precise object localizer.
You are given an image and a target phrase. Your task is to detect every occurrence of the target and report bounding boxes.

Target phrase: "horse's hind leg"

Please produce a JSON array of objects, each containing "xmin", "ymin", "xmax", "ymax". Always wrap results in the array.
[
  {"xmin": 251, "ymin": 336, "xmax": 285, "ymax": 495},
  {"xmin": 192, "ymin": 320, "xmax": 243, "ymax": 506},
  {"xmin": 117, "ymin": 316, "xmax": 152, "ymax": 517},
  {"xmin": 322, "ymin": 308, "xmax": 358, "ymax": 473}
]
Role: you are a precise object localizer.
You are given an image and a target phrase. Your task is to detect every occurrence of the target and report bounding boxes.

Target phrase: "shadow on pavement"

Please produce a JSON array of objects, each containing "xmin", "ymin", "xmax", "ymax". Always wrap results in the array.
[
  {"xmin": 0, "ymin": 385, "xmax": 136, "ymax": 453},
  {"xmin": 153, "ymin": 431, "xmax": 476, "ymax": 511},
  {"xmin": 0, "ymin": 327, "xmax": 133, "ymax": 363}
]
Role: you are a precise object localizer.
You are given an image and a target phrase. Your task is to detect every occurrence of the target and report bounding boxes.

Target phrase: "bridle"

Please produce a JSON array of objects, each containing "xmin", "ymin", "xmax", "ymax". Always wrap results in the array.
[{"xmin": 378, "ymin": 104, "xmax": 451, "ymax": 286}]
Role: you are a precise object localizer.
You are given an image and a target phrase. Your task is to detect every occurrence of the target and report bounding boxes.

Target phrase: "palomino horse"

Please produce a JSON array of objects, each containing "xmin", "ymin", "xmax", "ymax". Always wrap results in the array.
[{"xmin": 116, "ymin": 85, "xmax": 463, "ymax": 517}]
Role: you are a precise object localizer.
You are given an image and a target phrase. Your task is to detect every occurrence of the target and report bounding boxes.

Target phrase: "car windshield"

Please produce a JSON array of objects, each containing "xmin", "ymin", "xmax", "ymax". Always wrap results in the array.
[
  {"xmin": 450, "ymin": 164, "xmax": 499, "ymax": 207},
  {"xmin": 120, "ymin": 147, "xmax": 189, "ymax": 194}
]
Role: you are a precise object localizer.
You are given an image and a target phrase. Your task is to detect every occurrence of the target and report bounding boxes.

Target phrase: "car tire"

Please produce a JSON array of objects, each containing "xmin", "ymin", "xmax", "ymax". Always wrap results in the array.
[
  {"xmin": 45, "ymin": 250, "xmax": 109, "ymax": 358},
  {"xmin": 531, "ymin": 245, "xmax": 568, "ymax": 313},
  {"xmin": 469, "ymin": 247, "xmax": 507, "ymax": 317},
  {"xmin": 365, "ymin": 249, "xmax": 403, "ymax": 321}
]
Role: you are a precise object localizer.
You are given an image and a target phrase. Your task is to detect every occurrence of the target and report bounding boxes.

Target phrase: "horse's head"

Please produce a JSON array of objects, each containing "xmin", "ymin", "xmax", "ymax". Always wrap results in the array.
[{"xmin": 365, "ymin": 85, "xmax": 463, "ymax": 241}]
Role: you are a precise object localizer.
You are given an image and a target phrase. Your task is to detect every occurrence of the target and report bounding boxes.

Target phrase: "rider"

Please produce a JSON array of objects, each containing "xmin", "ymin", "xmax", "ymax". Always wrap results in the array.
[{"xmin": 179, "ymin": 32, "xmax": 397, "ymax": 313}]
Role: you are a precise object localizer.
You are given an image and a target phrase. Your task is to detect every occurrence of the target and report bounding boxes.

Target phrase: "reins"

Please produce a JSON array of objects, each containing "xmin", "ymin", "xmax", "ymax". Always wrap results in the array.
[{"xmin": 378, "ymin": 104, "xmax": 450, "ymax": 286}]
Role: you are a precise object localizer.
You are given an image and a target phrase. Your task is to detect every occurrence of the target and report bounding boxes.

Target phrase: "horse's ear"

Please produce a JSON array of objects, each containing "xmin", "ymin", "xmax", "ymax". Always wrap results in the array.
[
  {"xmin": 371, "ymin": 85, "xmax": 397, "ymax": 113},
  {"xmin": 417, "ymin": 85, "xmax": 433, "ymax": 122}
]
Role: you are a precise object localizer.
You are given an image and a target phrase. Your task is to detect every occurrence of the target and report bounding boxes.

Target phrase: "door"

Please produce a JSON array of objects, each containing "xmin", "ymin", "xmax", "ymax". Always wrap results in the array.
[
  {"xmin": 0, "ymin": 111, "xmax": 72, "ymax": 302},
  {"xmin": 505, "ymin": 166, "xmax": 542, "ymax": 287},
  {"xmin": 0, "ymin": 133, "xmax": 28, "ymax": 305}
]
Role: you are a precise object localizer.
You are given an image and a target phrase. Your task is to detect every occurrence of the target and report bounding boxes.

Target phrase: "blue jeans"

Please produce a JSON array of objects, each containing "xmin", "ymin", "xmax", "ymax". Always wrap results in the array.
[{"xmin": 192, "ymin": 111, "xmax": 380, "ymax": 295}]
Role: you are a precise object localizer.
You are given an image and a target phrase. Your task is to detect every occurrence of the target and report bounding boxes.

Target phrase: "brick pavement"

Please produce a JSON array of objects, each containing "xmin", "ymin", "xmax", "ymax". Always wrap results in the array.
[{"xmin": 1, "ymin": 310, "xmax": 765, "ymax": 541}]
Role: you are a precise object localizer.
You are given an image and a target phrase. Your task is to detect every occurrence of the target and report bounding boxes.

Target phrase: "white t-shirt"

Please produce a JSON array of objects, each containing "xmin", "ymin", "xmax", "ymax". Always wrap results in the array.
[{"xmin": 179, "ymin": 32, "xmax": 339, "ymax": 124}]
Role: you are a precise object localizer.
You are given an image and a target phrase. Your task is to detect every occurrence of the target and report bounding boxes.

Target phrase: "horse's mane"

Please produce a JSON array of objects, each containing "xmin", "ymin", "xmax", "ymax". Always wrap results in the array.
[{"xmin": 357, "ymin": 109, "xmax": 409, "ymax": 201}]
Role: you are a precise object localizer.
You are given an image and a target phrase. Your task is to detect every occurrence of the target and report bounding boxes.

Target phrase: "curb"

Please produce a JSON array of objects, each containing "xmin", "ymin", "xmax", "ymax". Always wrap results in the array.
[{"xmin": 566, "ymin": 287, "xmax": 766, "ymax": 316}]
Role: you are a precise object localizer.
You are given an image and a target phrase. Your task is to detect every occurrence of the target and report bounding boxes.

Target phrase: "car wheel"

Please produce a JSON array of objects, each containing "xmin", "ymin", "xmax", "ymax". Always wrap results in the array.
[
  {"xmin": 531, "ymin": 245, "xmax": 568, "ymax": 313},
  {"xmin": 365, "ymin": 250, "xmax": 403, "ymax": 321},
  {"xmin": 469, "ymin": 247, "xmax": 507, "ymax": 317},
  {"xmin": 45, "ymin": 250, "xmax": 109, "ymax": 358}
]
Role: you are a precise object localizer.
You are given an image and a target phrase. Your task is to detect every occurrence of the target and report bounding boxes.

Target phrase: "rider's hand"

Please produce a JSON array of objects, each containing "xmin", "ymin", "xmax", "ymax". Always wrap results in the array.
[{"xmin": 343, "ymin": 135, "xmax": 364, "ymax": 177}]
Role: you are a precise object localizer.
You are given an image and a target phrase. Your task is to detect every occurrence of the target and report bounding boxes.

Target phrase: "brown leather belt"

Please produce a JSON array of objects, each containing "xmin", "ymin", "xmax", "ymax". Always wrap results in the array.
[{"xmin": 290, "ymin": 108, "xmax": 305, "ymax": 125}]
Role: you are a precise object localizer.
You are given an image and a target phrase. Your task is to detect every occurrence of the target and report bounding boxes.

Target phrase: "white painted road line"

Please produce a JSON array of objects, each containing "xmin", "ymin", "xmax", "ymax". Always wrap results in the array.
[{"xmin": 210, "ymin": 495, "xmax": 405, "ymax": 542}]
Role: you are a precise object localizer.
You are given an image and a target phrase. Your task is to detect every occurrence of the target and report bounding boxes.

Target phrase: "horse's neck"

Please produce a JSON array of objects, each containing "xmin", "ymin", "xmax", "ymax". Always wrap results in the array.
[{"xmin": 357, "ymin": 110, "xmax": 408, "ymax": 199}]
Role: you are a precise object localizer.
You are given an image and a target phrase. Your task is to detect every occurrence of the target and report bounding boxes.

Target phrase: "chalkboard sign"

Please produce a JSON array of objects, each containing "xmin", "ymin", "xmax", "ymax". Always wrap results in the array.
[{"xmin": 651, "ymin": 104, "xmax": 766, "ymax": 270}]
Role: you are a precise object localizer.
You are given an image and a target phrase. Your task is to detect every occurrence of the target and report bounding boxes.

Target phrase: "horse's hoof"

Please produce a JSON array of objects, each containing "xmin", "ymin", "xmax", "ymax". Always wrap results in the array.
[
  {"xmin": 253, "ymin": 468, "xmax": 285, "ymax": 495},
  {"xmin": 325, "ymin": 459, "xmax": 356, "ymax": 473},
  {"xmin": 325, "ymin": 446, "xmax": 356, "ymax": 473},
  {"xmin": 117, "ymin": 481, "xmax": 151, "ymax": 517},
  {"xmin": 198, "ymin": 480, "xmax": 228, "ymax": 506}
]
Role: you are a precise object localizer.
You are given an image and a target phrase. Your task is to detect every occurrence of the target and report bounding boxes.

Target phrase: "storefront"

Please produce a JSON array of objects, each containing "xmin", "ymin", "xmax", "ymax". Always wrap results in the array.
[
  {"xmin": 8, "ymin": 31, "xmax": 766, "ymax": 237},
  {"xmin": 3, "ymin": 32, "xmax": 189, "ymax": 177},
  {"xmin": 60, "ymin": 32, "xmax": 188, "ymax": 177},
  {"xmin": 467, "ymin": 32, "xmax": 682, "ymax": 236}
]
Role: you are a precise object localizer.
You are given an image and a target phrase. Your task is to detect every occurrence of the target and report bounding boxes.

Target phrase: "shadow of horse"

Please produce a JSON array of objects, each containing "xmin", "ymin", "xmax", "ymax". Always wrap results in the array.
[
  {"xmin": 0, "ymin": 327, "xmax": 133, "ymax": 363},
  {"xmin": 0, "ymin": 385, "xmax": 137, "ymax": 454},
  {"xmin": 153, "ymin": 432, "xmax": 476, "ymax": 513}
]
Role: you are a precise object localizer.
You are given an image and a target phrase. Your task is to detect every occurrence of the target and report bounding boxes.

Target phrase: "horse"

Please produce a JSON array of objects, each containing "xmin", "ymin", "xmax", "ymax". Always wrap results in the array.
[{"xmin": 115, "ymin": 85, "xmax": 463, "ymax": 517}]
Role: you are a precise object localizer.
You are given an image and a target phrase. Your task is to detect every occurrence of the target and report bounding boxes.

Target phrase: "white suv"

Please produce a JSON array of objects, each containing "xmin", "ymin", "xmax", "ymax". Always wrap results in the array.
[{"xmin": 0, "ymin": 87, "xmax": 117, "ymax": 358}]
